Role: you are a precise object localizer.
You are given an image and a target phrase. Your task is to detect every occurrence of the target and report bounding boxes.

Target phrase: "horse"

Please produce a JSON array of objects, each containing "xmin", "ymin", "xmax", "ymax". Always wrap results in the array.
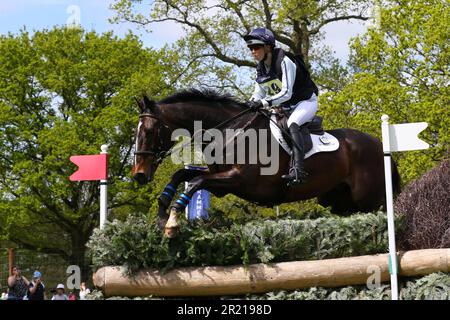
[{"xmin": 132, "ymin": 89, "xmax": 401, "ymax": 238}]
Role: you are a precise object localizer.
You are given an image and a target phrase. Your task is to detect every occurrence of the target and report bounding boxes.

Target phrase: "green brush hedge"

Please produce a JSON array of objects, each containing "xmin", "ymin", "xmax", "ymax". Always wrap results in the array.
[{"xmin": 87, "ymin": 211, "xmax": 402, "ymax": 274}]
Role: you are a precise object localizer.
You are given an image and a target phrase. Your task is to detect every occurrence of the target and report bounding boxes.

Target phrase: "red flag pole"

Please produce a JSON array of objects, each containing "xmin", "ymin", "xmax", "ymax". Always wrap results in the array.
[{"xmin": 100, "ymin": 145, "xmax": 109, "ymax": 229}]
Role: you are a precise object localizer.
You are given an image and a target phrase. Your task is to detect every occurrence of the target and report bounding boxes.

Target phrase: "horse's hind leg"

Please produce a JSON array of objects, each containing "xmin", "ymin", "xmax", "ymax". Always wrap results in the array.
[
  {"xmin": 318, "ymin": 183, "xmax": 358, "ymax": 215},
  {"xmin": 348, "ymin": 168, "xmax": 385, "ymax": 212},
  {"xmin": 156, "ymin": 168, "xmax": 208, "ymax": 230}
]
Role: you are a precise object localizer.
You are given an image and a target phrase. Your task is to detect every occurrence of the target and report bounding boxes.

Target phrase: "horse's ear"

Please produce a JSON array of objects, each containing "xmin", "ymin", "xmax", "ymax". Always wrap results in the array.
[
  {"xmin": 134, "ymin": 96, "xmax": 144, "ymax": 113},
  {"xmin": 143, "ymin": 95, "xmax": 158, "ymax": 114}
]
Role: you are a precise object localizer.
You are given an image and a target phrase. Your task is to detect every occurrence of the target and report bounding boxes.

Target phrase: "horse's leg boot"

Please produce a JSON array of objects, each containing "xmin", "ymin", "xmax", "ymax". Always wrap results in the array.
[{"xmin": 282, "ymin": 123, "xmax": 308, "ymax": 185}]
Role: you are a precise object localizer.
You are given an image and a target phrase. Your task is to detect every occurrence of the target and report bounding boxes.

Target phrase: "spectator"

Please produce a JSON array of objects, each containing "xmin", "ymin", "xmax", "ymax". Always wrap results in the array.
[
  {"xmin": 51, "ymin": 284, "xmax": 68, "ymax": 300},
  {"xmin": 7, "ymin": 266, "xmax": 30, "ymax": 300},
  {"xmin": 68, "ymin": 291, "xmax": 77, "ymax": 300},
  {"xmin": 79, "ymin": 282, "xmax": 91, "ymax": 300},
  {"xmin": 27, "ymin": 271, "xmax": 46, "ymax": 300}
]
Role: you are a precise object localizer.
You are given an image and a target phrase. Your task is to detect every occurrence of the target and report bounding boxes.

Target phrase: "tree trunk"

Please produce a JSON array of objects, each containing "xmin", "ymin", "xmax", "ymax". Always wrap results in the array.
[{"xmin": 69, "ymin": 230, "xmax": 90, "ymax": 283}]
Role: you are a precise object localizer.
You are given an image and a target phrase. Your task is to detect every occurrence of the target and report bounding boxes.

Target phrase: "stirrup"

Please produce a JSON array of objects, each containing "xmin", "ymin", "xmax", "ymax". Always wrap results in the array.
[{"xmin": 282, "ymin": 168, "xmax": 308, "ymax": 186}]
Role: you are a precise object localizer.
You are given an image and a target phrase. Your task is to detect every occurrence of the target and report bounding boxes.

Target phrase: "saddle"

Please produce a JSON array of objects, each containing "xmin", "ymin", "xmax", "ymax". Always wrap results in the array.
[{"xmin": 274, "ymin": 110, "xmax": 325, "ymax": 153}]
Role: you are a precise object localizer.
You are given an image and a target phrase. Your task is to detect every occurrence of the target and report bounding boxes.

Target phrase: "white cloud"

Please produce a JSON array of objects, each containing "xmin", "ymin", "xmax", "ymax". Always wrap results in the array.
[{"xmin": 320, "ymin": 19, "xmax": 369, "ymax": 63}]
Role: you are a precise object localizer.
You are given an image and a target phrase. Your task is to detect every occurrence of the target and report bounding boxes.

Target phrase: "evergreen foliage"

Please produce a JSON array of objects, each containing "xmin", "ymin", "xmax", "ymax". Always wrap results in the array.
[{"xmin": 87, "ymin": 211, "xmax": 399, "ymax": 274}]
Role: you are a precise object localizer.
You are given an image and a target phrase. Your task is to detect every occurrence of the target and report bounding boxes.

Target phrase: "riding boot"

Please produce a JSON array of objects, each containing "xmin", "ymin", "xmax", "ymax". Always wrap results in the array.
[{"xmin": 282, "ymin": 123, "xmax": 308, "ymax": 185}]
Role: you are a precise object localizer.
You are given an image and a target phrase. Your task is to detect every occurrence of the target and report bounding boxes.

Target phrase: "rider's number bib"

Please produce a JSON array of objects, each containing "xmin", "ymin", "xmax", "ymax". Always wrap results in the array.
[{"xmin": 261, "ymin": 79, "xmax": 282, "ymax": 96}]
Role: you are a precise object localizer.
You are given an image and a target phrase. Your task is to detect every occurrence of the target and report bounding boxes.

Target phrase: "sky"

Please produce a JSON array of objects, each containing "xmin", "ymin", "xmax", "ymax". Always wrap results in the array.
[{"xmin": 0, "ymin": 0, "xmax": 370, "ymax": 62}]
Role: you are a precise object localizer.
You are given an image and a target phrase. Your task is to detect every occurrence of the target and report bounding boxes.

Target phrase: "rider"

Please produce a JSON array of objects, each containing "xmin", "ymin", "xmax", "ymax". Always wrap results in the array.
[{"xmin": 244, "ymin": 27, "xmax": 319, "ymax": 185}]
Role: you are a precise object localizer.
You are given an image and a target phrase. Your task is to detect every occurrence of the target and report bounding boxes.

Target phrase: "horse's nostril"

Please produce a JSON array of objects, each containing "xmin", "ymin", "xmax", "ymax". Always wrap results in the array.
[{"xmin": 133, "ymin": 173, "xmax": 148, "ymax": 185}]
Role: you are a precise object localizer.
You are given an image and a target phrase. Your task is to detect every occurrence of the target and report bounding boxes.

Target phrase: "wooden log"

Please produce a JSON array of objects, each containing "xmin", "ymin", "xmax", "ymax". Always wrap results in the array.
[{"xmin": 93, "ymin": 248, "xmax": 450, "ymax": 297}]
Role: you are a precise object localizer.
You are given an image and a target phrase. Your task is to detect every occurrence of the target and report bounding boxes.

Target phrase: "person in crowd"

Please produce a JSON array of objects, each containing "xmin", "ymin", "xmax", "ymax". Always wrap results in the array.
[
  {"xmin": 27, "ymin": 270, "xmax": 46, "ymax": 300},
  {"xmin": 7, "ymin": 266, "xmax": 30, "ymax": 300},
  {"xmin": 68, "ymin": 291, "xmax": 77, "ymax": 300},
  {"xmin": 51, "ymin": 283, "xmax": 68, "ymax": 300},
  {"xmin": 79, "ymin": 282, "xmax": 91, "ymax": 300}
]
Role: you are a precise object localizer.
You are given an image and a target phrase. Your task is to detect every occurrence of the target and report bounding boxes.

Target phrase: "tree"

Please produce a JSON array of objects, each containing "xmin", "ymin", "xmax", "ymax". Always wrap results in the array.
[
  {"xmin": 110, "ymin": 0, "xmax": 374, "ymax": 94},
  {"xmin": 319, "ymin": 0, "xmax": 449, "ymax": 183},
  {"xmin": 0, "ymin": 27, "xmax": 179, "ymax": 275}
]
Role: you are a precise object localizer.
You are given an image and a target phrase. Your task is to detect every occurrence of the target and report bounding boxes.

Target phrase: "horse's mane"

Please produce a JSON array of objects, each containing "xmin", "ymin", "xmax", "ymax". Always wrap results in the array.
[{"xmin": 158, "ymin": 89, "xmax": 246, "ymax": 108}]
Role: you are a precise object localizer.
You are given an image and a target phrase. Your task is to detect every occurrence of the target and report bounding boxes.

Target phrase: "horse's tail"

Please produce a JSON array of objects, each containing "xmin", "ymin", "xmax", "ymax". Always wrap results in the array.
[{"xmin": 391, "ymin": 158, "xmax": 401, "ymax": 197}]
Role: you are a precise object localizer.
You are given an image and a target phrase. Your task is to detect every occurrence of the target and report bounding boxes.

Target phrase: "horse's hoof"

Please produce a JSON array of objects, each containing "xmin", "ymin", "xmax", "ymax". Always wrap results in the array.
[
  {"xmin": 164, "ymin": 227, "xmax": 179, "ymax": 238},
  {"xmin": 156, "ymin": 217, "xmax": 168, "ymax": 231}
]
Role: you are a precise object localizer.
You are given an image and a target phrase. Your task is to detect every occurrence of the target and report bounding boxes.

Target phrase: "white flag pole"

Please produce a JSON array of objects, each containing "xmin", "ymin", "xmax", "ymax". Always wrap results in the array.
[
  {"xmin": 185, "ymin": 165, "xmax": 189, "ymax": 219},
  {"xmin": 100, "ymin": 144, "xmax": 109, "ymax": 230},
  {"xmin": 381, "ymin": 115, "xmax": 399, "ymax": 300}
]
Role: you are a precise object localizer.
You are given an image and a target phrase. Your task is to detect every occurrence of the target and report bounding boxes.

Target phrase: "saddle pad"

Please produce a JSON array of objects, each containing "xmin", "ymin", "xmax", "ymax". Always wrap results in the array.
[{"xmin": 269, "ymin": 114, "xmax": 339, "ymax": 159}]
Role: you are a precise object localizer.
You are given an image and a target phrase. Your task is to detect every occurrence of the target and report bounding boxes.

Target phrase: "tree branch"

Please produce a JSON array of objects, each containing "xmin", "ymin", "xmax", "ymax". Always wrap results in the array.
[
  {"xmin": 310, "ymin": 15, "xmax": 370, "ymax": 35},
  {"xmin": 261, "ymin": 0, "xmax": 273, "ymax": 30},
  {"xmin": 9, "ymin": 237, "xmax": 70, "ymax": 260},
  {"xmin": 122, "ymin": 2, "xmax": 255, "ymax": 67},
  {"xmin": 30, "ymin": 186, "xmax": 75, "ymax": 229},
  {"xmin": 224, "ymin": 0, "xmax": 251, "ymax": 33}
]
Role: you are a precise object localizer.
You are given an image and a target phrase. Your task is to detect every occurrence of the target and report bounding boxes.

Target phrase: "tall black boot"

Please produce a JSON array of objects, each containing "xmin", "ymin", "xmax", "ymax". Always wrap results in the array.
[{"xmin": 282, "ymin": 123, "xmax": 308, "ymax": 186}]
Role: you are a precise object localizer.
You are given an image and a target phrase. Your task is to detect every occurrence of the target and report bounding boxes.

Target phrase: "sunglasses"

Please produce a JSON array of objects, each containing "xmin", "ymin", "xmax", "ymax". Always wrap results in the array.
[{"xmin": 248, "ymin": 44, "xmax": 264, "ymax": 51}]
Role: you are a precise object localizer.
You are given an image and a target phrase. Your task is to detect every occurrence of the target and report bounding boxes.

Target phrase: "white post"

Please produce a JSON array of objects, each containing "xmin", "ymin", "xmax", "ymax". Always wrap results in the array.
[
  {"xmin": 381, "ymin": 115, "xmax": 399, "ymax": 300},
  {"xmin": 100, "ymin": 144, "xmax": 108, "ymax": 230},
  {"xmin": 185, "ymin": 167, "xmax": 189, "ymax": 219}
]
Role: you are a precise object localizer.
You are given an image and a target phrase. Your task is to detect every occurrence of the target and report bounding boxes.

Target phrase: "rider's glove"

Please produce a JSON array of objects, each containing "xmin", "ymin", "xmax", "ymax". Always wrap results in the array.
[{"xmin": 249, "ymin": 100, "xmax": 263, "ymax": 110}]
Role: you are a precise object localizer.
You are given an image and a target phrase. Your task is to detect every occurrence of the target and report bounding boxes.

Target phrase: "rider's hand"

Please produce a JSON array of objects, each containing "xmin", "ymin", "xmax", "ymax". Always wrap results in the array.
[{"xmin": 249, "ymin": 100, "xmax": 263, "ymax": 110}]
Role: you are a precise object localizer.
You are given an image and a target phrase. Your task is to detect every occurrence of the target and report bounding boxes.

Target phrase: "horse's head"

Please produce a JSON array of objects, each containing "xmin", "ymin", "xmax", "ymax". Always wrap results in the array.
[{"xmin": 132, "ymin": 95, "xmax": 171, "ymax": 185}]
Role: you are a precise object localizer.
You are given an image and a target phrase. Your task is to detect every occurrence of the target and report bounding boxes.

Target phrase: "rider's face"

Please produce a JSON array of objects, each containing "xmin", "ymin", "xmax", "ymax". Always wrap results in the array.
[{"xmin": 249, "ymin": 45, "xmax": 269, "ymax": 62}]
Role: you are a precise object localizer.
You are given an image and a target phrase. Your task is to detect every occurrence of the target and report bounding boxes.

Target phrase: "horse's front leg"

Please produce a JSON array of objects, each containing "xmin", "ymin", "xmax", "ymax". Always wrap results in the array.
[
  {"xmin": 164, "ymin": 169, "xmax": 240, "ymax": 238},
  {"xmin": 156, "ymin": 168, "xmax": 208, "ymax": 230}
]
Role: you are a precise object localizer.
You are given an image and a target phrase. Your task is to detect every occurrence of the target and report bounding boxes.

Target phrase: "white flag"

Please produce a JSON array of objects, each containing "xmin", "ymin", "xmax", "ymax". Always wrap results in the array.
[{"xmin": 381, "ymin": 115, "xmax": 429, "ymax": 152}]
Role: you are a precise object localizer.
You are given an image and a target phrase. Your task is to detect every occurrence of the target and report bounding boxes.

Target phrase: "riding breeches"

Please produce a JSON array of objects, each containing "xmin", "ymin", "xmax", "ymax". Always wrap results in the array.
[{"xmin": 286, "ymin": 93, "xmax": 318, "ymax": 127}]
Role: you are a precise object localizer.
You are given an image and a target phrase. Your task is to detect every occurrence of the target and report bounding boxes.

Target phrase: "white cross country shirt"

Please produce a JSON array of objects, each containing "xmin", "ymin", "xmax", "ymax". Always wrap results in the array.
[{"xmin": 251, "ymin": 55, "xmax": 297, "ymax": 107}]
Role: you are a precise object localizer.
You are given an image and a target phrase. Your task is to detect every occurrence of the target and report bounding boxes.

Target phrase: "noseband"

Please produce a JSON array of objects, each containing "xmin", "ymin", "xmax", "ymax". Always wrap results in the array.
[{"xmin": 134, "ymin": 113, "xmax": 169, "ymax": 164}]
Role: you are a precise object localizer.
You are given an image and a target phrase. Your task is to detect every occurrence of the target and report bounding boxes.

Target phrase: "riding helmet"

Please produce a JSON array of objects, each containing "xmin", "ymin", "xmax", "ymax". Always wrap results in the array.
[{"xmin": 243, "ymin": 28, "xmax": 275, "ymax": 46}]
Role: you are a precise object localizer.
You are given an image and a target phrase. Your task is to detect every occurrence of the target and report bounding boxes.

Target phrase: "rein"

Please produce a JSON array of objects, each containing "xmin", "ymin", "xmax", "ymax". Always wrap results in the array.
[{"xmin": 135, "ymin": 107, "xmax": 254, "ymax": 164}]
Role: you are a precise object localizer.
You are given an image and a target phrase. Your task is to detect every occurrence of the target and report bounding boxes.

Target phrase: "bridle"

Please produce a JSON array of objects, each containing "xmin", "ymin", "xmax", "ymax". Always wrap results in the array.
[
  {"xmin": 134, "ymin": 113, "xmax": 170, "ymax": 164},
  {"xmin": 134, "ymin": 106, "xmax": 256, "ymax": 165}
]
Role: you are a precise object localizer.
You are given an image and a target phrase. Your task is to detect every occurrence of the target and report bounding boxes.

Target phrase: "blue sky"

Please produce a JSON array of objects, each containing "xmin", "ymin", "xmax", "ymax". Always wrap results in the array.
[
  {"xmin": 0, "ymin": 0, "xmax": 183, "ymax": 48},
  {"xmin": 0, "ymin": 0, "xmax": 370, "ymax": 61}
]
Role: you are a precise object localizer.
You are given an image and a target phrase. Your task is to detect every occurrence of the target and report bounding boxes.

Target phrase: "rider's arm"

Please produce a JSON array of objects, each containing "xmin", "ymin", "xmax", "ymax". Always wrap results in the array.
[
  {"xmin": 262, "ymin": 56, "xmax": 297, "ymax": 107},
  {"xmin": 250, "ymin": 82, "xmax": 266, "ymax": 102}
]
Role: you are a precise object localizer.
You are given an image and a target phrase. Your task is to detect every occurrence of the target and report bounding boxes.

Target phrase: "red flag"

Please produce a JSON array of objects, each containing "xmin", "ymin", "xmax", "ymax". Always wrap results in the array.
[{"xmin": 69, "ymin": 154, "xmax": 108, "ymax": 181}]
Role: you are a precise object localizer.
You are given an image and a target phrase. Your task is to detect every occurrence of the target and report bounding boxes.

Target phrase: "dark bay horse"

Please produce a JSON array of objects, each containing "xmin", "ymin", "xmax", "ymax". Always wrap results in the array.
[{"xmin": 133, "ymin": 89, "xmax": 400, "ymax": 237}]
